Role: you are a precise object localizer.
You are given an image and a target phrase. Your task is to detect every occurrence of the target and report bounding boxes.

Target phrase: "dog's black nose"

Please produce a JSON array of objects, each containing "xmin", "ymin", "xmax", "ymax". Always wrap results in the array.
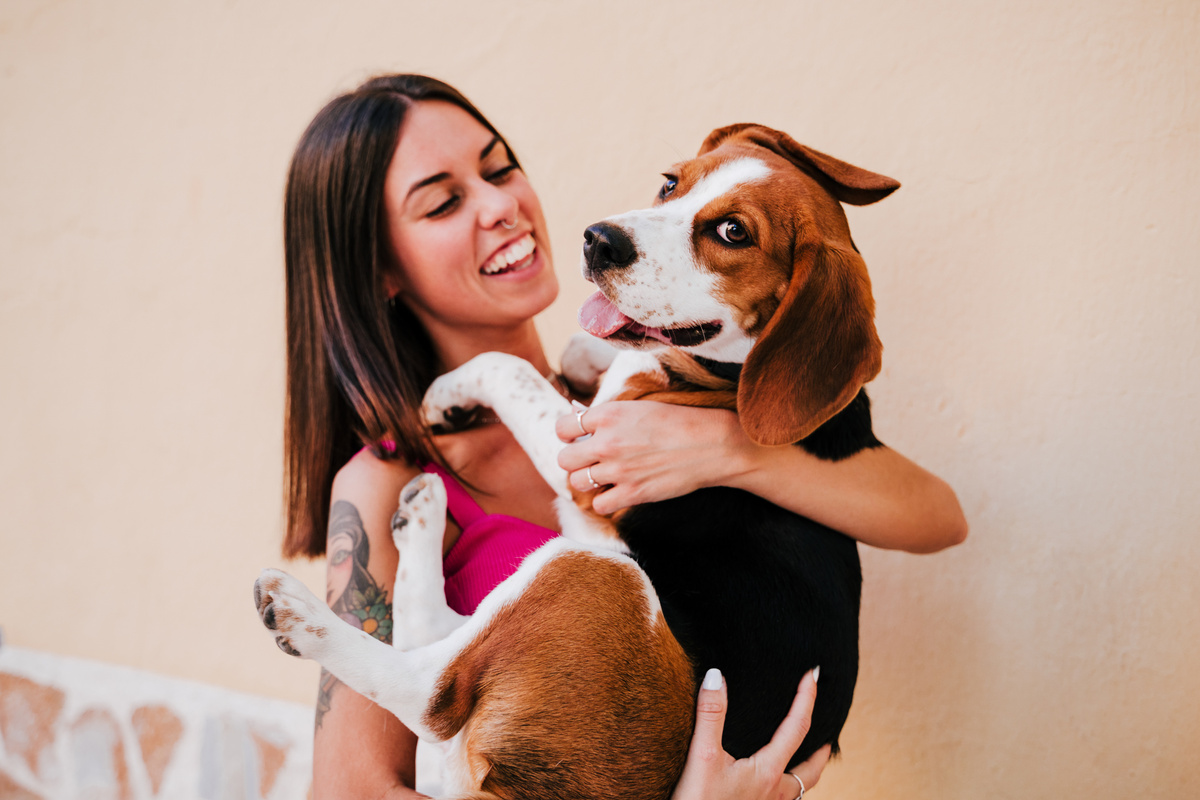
[{"xmin": 583, "ymin": 222, "xmax": 637, "ymax": 278}]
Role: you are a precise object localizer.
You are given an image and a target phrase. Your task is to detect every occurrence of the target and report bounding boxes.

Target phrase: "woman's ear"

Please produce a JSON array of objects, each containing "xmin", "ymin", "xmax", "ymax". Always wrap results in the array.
[
  {"xmin": 737, "ymin": 243, "xmax": 882, "ymax": 446},
  {"xmin": 380, "ymin": 265, "xmax": 405, "ymax": 301}
]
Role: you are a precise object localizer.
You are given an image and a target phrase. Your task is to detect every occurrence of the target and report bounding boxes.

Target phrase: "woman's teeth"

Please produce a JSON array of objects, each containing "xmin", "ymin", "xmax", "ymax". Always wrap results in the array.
[{"xmin": 482, "ymin": 234, "xmax": 536, "ymax": 275}]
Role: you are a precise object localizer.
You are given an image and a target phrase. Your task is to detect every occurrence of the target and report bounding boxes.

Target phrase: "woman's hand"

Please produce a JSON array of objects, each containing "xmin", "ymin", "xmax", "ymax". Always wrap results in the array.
[
  {"xmin": 672, "ymin": 668, "xmax": 830, "ymax": 800},
  {"xmin": 556, "ymin": 401, "xmax": 748, "ymax": 515}
]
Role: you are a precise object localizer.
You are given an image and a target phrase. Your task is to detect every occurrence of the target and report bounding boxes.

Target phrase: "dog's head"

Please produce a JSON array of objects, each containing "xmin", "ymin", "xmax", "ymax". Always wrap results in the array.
[{"xmin": 578, "ymin": 123, "xmax": 898, "ymax": 445}]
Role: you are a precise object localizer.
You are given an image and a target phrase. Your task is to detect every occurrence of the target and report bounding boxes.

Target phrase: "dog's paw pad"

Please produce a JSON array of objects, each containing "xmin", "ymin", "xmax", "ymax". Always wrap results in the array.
[
  {"xmin": 275, "ymin": 635, "xmax": 302, "ymax": 658},
  {"xmin": 392, "ymin": 473, "xmax": 447, "ymax": 548},
  {"xmin": 253, "ymin": 569, "xmax": 326, "ymax": 659}
]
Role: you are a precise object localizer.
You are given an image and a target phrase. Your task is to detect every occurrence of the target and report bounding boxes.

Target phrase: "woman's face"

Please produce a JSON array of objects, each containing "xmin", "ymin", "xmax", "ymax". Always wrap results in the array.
[{"xmin": 382, "ymin": 100, "xmax": 557, "ymax": 339}]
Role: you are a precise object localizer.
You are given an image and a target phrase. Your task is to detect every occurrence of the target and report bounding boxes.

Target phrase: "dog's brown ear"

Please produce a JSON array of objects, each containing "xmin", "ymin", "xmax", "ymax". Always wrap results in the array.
[
  {"xmin": 698, "ymin": 123, "xmax": 761, "ymax": 156},
  {"xmin": 737, "ymin": 243, "xmax": 883, "ymax": 445},
  {"xmin": 700, "ymin": 124, "xmax": 900, "ymax": 207}
]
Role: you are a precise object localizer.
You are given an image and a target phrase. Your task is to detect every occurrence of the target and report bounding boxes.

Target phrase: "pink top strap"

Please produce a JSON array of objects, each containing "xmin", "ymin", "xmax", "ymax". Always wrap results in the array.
[
  {"xmin": 354, "ymin": 446, "xmax": 558, "ymax": 616},
  {"xmin": 420, "ymin": 463, "xmax": 559, "ymax": 616}
]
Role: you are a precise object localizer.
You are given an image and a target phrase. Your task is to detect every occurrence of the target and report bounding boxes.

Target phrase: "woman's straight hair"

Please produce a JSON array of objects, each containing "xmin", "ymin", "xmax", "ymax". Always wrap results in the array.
[{"xmin": 282, "ymin": 75, "xmax": 516, "ymax": 559}]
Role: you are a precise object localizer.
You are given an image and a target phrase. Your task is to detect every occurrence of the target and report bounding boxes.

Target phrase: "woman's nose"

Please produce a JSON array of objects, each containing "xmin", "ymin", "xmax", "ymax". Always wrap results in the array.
[{"xmin": 478, "ymin": 183, "xmax": 520, "ymax": 230}]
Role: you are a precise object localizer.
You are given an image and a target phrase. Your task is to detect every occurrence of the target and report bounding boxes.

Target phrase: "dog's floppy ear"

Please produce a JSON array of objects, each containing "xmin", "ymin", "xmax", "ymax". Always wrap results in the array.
[
  {"xmin": 698, "ymin": 123, "xmax": 760, "ymax": 156},
  {"xmin": 738, "ymin": 243, "xmax": 883, "ymax": 445},
  {"xmin": 700, "ymin": 124, "xmax": 900, "ymax": 206},
  {"xmin": 705, "ymin": 124, "xmax": 894, "ymax": 444}
]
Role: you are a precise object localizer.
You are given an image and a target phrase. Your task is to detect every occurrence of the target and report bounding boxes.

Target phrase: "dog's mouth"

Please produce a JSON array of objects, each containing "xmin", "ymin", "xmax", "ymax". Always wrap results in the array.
[{"xmin": 579, "ymin": 290, "xmax": 723, "ymax": 347}]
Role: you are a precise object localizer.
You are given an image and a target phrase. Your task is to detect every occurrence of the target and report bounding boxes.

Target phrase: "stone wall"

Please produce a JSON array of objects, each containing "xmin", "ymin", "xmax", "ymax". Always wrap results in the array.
[
  {"xmin": 0, "ymin": 645, "xmax": 448, "ymax": 799},
  {"xmin": 0, "ymin": 646, "xmax": 315, "ymax": 800}
]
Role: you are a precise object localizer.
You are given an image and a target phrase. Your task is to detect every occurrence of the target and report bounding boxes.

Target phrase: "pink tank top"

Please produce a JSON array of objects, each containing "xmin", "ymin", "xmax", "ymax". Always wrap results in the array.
[{"xmin": 422, "ymin": 463, "xmax": 560, "ymax": 616}]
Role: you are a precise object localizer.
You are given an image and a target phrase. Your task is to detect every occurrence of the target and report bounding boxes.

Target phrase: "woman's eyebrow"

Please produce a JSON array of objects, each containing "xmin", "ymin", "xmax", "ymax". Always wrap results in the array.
[
  {"xmin": 405, "ymin": 171, "xmax": 450, "ymax": 202},
  {"xmin": 405, "ymin": 136, "xmax": 505, "ymax": 202},
  {"xmin": 480, "ymin": 136, "xmax": 502, "ymax": 160}
]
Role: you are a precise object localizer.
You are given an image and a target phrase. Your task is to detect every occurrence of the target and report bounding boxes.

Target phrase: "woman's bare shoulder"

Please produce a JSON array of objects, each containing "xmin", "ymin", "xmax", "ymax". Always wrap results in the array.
[{"xmin": 331, "ymin": 448, "xmax": 424, "ymax": 514}]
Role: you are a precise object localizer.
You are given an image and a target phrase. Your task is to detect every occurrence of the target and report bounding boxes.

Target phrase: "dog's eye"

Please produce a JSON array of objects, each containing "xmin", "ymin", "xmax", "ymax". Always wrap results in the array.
[
  {"xmin": 659, "ymin": 176, "xmax": 677, "ymax": 200},
  {"xmin": 716, "ymin": 220, "xmax": 749, "ymax": 244}
]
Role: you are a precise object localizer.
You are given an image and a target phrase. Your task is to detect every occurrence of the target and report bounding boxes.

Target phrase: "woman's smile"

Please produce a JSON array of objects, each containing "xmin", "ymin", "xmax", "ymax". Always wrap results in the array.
[{"xmin": 481, "ymin": 233, "xmax": 538, "ymax": 276}]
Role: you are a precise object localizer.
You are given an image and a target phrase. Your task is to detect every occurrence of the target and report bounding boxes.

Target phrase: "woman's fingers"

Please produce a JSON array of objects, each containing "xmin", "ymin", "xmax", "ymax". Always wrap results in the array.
[
  {"xmin": 555, "ymin": 400, "xmax": 598, "ymax": 443},
  {"xmin": 688, "ymin": 668, "xmax": 731, "ymax": 764},
  {"xmin": 758, "ymin": 669, "xmax": 819, "ymax": 772},
  {"xmin": 670, "ymin": 668, "xmax": 730, "ymax": 799}
]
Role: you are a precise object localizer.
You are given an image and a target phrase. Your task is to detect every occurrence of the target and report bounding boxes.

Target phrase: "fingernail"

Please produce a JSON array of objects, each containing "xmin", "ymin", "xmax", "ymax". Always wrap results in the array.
[
  {"xmin": 702, "ymin": 667, "xmax": 723, "ymax": 690},
  {"xmin": 813, "ymin": 666, "xmax": 820, "ymax": 684}
]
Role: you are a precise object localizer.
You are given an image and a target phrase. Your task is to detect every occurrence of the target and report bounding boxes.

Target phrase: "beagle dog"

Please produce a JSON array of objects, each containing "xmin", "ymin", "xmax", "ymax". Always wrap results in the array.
[{"xmin": 255, "ymin": 123, "xmax": 898, "ymax": 800}]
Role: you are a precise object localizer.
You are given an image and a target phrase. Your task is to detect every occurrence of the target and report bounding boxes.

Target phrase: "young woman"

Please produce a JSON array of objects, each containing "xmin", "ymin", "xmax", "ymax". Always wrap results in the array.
[{"xmin": 282, "ymin": 74, "xmax": 966, "ymax": 800}]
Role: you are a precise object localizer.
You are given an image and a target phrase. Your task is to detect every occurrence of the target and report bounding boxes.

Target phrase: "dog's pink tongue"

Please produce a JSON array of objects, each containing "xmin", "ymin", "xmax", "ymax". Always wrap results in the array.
[{"xmin": 579, "ymin": 291, "xmax": 633, "ymax": 338}]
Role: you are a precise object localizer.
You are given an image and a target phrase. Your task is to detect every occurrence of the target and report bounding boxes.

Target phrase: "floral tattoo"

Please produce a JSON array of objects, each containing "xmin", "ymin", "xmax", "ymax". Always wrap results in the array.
[{"xmin": 316, "ymin": 500, "xmax": 394, "ymax": 728}]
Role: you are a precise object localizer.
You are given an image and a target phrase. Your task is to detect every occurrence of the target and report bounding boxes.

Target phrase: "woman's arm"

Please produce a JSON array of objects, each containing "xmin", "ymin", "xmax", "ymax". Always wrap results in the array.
[
  {"xmin": 556, "ymin": 401, "xmax": 967, "ymax": 553},
  {"xmin": 312, "ymin": 452, "xmax": 427, "ymax": 799}
]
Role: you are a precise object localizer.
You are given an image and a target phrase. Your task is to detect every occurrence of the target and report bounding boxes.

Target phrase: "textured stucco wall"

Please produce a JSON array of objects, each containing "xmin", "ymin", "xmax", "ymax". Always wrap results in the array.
[{"xmin": 1, "ymin": 0, "xmax": 1197, "ymax": 797}]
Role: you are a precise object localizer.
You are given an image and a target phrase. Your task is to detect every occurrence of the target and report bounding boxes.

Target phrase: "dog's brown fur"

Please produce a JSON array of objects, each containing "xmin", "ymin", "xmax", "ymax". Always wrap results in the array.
[{"xmin": 425, "ymin": 551, "xmax": 693, "ymax": 799}]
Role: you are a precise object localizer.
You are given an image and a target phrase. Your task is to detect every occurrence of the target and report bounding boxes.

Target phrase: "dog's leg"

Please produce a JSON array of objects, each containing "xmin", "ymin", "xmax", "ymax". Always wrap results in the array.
[
  {"xmin": 254, "ymin": 567, "xmax": 453, "ymax": 742},
  {"xmin": 560, "ymin": 333, "xmax": 618, "ymax": 396},
  {"xmin": 422, "ymin": 352, "xmax": 667, "ymax": 552},
  {"xmin": 390, "ymin": 472, "xmax": 467, "ymax": 650},
  {"xmin": 591, "ymin": 349, "xmax": 668, "ymax": 405},
  {"xmin": 422, "ymin": 353, "xmax": 573, "ymax": 499},
  {"xmin": 255, "ymin": 535, "xmax": 593, "ymax": 747}
]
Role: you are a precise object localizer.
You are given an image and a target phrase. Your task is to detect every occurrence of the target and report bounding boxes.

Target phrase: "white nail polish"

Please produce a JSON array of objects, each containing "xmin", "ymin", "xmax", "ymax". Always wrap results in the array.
[
  {"xmin": 702, "ymin": 667, "xmax": 723, "ymax": 690},
  {"xmin": 813, "ymin": 666, "xmax": 820, "ymax": 684}
]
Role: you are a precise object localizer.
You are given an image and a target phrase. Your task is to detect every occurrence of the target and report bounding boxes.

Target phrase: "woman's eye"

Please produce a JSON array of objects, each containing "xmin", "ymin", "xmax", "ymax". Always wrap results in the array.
[
  {"xmin": 659, "ymin": 176, "xmax": 677, "ymax": 200},
  {"xmin": 486, "ymin": 164, "xmax": 519, "ymax": 183},
  {"xmin": 716, "ymin": 219, "xmax": 748, "ymax": 244},
  {"xmin": 427, "ymin": 194, "xmax": 460, "ymax": 218}
]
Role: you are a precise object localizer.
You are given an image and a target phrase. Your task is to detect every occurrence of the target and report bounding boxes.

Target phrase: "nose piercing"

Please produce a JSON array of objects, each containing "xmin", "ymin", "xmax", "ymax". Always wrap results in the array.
[{"xmin": 501, "ymin": 217, "xmax": 517, "ymax": 230}]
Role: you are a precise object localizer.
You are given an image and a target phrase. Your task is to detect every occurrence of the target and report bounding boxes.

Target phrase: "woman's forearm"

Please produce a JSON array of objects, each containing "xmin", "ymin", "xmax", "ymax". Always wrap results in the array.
[
  {"xmin": 722, "ymin": 437, "xmax": 968, "ymax": 553},
  {"xmin": 557, "ymin": 401, "xmax": 967, "ymax": 553}
]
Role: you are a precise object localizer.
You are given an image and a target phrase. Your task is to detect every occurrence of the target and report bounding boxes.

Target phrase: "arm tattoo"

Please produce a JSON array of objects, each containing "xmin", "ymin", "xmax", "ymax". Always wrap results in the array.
[{"xmin": 316, "ymin": 499, "xmax": 395, "ymax": 728}]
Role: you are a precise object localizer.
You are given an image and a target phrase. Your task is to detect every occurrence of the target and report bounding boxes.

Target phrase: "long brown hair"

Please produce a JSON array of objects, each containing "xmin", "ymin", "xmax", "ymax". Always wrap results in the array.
[{"xmin": 282, "ymin": 74, "xmax": 516, "ymax": 559}]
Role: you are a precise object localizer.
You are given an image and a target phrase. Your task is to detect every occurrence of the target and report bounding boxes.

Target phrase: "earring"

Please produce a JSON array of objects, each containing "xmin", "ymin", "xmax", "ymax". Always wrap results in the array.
[{"xmin": 501, "ymin": 217, "xmax": 517, "ymax": 230}]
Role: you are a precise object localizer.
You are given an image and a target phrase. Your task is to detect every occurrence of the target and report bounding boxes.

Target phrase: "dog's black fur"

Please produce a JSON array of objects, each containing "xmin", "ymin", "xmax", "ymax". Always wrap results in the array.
[{"xmin": 617, "ymin": 386, "xmax": 880, "ymax": 768}]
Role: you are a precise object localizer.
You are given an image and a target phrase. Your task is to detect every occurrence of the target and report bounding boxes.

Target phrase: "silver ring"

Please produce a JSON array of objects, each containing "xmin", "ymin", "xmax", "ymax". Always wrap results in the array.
[
  {"xmin": 501, "ymin": 217, "xmax": 517, "ymax": 230},
  {"xmin": 786, "ymin": 772, "xmax": 805, "ymax": 800},
  {"xmin": 586, "ymin": 466, "xmax": 601, "ymax": 490},
  {"xmin": 575, "ymin": 406, "xmax": 589, "ymax": 435}
]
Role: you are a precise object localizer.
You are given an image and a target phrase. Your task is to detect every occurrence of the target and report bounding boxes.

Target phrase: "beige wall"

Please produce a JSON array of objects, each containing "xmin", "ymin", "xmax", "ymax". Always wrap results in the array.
[{"xmin": 2, "ymin": 0, "xmax": 1197, "ymax": 796}]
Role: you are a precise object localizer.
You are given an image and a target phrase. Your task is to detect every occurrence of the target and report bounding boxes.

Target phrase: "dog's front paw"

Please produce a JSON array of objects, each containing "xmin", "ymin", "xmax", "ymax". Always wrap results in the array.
[
  {"xmin": 391, "ymin": 472, "xmax": 448, "ymax": 551},
  {"xmin": 253, "ymin": 569, "xmax": 332, "ymax": 659},
  {"xmin": 421, "ymin": 371, "xmax": 484, "ymax": 431},
  {"xmin": 560, "ymin": 333, "xmax": 618, "ymax": 395},
  {"xmin": 421, "ymin": 352, "xmax": 538, "ymax": 430}
]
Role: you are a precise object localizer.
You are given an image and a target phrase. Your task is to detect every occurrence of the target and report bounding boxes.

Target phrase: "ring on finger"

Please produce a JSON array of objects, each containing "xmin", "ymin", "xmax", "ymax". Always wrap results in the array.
[
  {"xmin": 585, "ymin": 465, "xmax": 602, "ymax": 490},
  {"xmin": 786, "ymin": 772, "xmax": 805, "ymax": 800},
  {"xmin": 575, "ymin": 405, "xmax": 589, "ymax": 436}
]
